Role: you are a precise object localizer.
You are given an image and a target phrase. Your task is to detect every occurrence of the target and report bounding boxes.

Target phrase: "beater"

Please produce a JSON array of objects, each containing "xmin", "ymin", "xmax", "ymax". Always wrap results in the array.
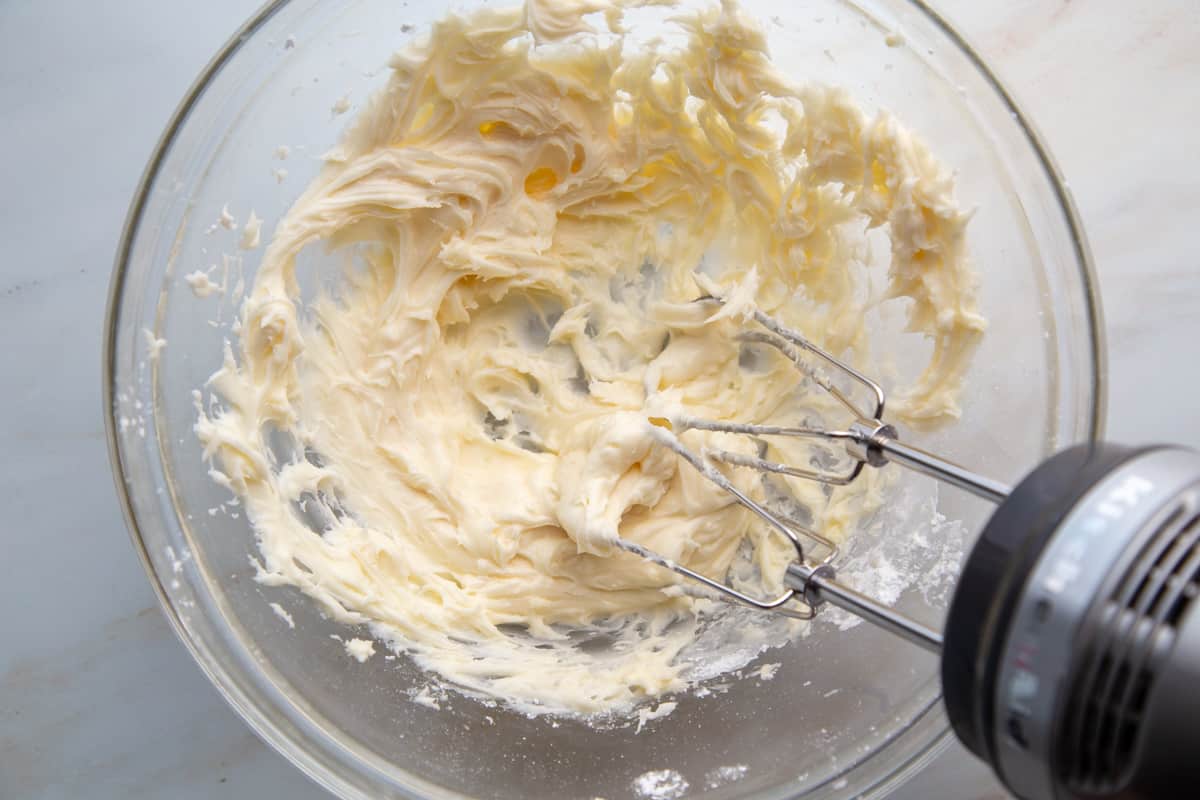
[{"xmin": 622, "ymin": 298, "xmax": 1200, "ymax": 800}]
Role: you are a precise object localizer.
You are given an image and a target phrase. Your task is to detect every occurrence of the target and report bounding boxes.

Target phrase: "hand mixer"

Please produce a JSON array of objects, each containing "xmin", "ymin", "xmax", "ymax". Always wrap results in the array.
[{"xmin": 624, "ymin": 298, "xmax": 1200, "ymax": 800}]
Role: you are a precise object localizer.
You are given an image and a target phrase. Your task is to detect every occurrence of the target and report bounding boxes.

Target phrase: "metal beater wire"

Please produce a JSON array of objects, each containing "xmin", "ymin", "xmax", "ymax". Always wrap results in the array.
[{"xmin": 622, "ymin": 297, "xmax": 1010, "ymax": 629}]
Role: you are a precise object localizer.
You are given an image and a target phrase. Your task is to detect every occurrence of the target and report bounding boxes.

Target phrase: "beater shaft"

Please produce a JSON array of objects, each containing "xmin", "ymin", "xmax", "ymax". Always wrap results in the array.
[
  {"xmin": 785, "ymin": 562, "xmax": 944, "ymax": 653},
  {"xmin": 856, "ymin": 424, "xmax": 1012, "ymax": 504}
]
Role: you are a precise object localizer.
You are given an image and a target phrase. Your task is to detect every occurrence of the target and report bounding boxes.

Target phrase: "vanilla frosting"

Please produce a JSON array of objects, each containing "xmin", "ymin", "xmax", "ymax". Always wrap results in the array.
[{"xmin": 197, "ymin": 0, "xmax": 984, "ymax": 714}]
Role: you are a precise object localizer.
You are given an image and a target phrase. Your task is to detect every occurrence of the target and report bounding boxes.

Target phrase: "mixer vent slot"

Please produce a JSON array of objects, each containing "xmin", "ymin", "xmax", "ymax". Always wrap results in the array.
[{"xmin": 1059, "ymin": 494, "xmax": 1200, "ymax": 793}]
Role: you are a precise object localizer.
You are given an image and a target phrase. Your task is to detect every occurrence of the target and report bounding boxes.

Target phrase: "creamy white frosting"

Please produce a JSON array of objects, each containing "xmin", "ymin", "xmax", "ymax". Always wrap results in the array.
[
  {"xmin": 238, "ymin": 210, "xmax": 262, "ymax": 250},
  {"xmin": 344, "ymin": 637, "xmax": 377, "ymax": 662},
  {"xmin": 197, "ymin": 0, "xmax": 983, "ymax": 714}
]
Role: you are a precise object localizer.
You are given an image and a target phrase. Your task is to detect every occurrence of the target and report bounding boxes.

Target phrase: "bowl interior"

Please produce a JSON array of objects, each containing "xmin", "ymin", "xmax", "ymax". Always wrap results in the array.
[{"xmin": 107, "ymin": 0, "xmax": 1101, "ymax": 798}]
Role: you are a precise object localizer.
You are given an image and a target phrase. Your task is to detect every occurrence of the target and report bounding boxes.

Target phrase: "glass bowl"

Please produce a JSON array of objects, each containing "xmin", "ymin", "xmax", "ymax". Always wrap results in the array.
[{"xmin": 104, "ymin": 0, "xmax": 1104, "ymax": 798}]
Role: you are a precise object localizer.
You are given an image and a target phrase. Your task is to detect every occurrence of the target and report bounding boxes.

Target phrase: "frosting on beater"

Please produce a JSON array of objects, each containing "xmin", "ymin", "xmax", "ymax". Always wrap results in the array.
[{"xmin": 197, "ymin": 0, "xmax": 983, "ymax": 714}]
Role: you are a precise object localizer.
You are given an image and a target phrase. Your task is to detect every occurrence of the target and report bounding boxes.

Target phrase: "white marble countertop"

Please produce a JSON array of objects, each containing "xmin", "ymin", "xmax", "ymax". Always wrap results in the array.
[{"xmin": 1, "ymin": 1, "xmax": 1196, "ymax": 798}]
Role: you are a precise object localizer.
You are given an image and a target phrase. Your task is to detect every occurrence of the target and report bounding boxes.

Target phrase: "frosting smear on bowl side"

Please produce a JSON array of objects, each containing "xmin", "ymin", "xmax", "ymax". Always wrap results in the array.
[{"xmin": 196, "ymin": 0, "xmax": 984, "ymax": 715}]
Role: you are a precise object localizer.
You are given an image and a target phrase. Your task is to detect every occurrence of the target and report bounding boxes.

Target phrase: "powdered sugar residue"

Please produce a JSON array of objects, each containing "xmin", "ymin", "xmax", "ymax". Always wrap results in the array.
[
  {"xmin": 757, "ymin": 662, "xmax": 781, "ymax": 680},
  {"xmin": 705, "ymin": 764, "xmax": 748, "ymax": 788},
  {"xmin": 823, "ymin": 483, "xmax": 965, "ymax": 633},
  {"xmin": 633, "ymin": 769, "xmax": 689, "ymax": 800}
]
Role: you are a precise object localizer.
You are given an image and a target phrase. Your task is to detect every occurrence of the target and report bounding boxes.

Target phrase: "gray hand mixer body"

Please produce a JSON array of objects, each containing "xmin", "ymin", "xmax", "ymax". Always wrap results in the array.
[
  {"xmin": 940, "ymin": 443, "xmax": 1200, "ymax": 800},
  {"xmin": 628, "ymin": 299, "xmax": 1200, "ymax": 800}
]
